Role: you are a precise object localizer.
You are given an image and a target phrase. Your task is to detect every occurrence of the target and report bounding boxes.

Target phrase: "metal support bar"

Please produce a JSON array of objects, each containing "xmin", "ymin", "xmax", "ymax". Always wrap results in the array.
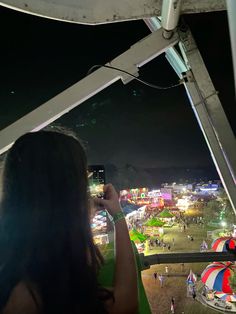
[
  {"xmin": 0, "ymin": 28, "xmax": 178, "ymax": 155},
  {"xmin": 140, "ymin": 251, "xmax": 236, "ymax": 270},
  {"xmin": 144, "ymin": 17, "xmax": 236, "ymax": 212},
  {"xmin": 178, "ymin": 28, "xmax": 236, "ymax": 213},
  {"xmin": 144, "ymin": 17, "xmax": 188, "ymax": 77},
  {"xmin": 161, "ymin": 0, "xmax": 182, "ymax": 38},
  {"xmin": 226, "ymin": 0, "xmax": 236, "ymax": 95},
  {"xmin": 0, "ymin": 0, "xmax": 226, "ymax": 25},
  {"xmin": 183, "ymin": 71, "xmax": 236, "ymax": 213}
]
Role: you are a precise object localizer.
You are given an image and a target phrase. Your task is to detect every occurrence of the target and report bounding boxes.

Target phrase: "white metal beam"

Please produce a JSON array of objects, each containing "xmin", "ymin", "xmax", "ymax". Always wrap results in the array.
[
  {"xmin": 182, "ymin": 0, "xmax": 226, "ymax": 15},
  {"xmin": 226, "ymin": 0, "xmax": 236, "ymax": 96},
  {"xmin": 183, "ymin": 71, "xmax": 236, "ymax": 213},
  {"xmin": 179, "ymin": 29, "xmax": 236, "ymax": 178},
  {"xmin": 161, "ymin": 0, "xmax": 182, "ymax": 34},
  {"xmin": 179, "ymin": 29, "xmax": 236, "ymax": 213},
  {"xmin": 0, "ymin": 28, "xmax": 178, "ymax": 155},
  {"xmin": 0, "ymin": 0, "xmax": 226, "ymax": 25},
  {"xmin": 144, "ymin": 17, "xmax": 236, "ymax": 212}
]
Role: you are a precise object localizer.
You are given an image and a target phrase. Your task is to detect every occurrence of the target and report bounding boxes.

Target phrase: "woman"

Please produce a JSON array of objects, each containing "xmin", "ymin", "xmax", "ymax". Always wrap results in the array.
[{"xmin": 0, "ymin": 131, "xmax": 138, "ymax": 314}]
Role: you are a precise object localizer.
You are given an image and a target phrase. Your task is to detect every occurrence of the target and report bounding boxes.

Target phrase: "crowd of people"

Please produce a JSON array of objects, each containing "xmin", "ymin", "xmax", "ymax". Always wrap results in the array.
[{"xmin": 148, "ymin": 239, "xmax": 173, "ymax": 251}]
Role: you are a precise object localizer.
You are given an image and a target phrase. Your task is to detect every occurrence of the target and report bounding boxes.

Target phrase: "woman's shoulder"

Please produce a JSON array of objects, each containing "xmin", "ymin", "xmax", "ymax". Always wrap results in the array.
[{"xmin": 2, "ymin": 281, "xmax": 41, "ymax": 314}]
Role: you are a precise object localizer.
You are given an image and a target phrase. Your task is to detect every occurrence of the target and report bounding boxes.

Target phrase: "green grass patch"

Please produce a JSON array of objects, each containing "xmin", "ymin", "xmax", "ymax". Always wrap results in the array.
[{"xmin": 141, "ymin": 223, "xmax": 222, "ymax": 313}]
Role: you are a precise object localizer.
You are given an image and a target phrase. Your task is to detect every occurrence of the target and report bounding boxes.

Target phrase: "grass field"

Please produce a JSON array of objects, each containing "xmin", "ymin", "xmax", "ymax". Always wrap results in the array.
[
  {"xmin": 141, "ymin": 222, "xmax": 222, "ymax": 313},
  {"xmin": 144, "ymin": 224, "xmax": 214, "ymax": 255}
]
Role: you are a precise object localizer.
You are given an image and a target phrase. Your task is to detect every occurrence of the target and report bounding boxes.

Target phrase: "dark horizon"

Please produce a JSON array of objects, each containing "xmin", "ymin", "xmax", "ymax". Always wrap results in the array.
[{"xmin": 102, "ymin": 164, "xmax": 219, "ymax": 190}]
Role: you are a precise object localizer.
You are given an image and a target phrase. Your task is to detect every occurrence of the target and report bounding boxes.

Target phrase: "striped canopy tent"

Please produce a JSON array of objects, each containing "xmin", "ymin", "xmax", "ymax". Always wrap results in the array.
[
  {"xmin": 129, "ymin": 229, "xmax": 148, "ymax": 243},
  {"xmin": 201, "ymin": 262, "xmax": 235, "ymax": 294},
  {"xmin": 212, "ymin": 237, "xmax": 236, "ymax": 252},
  {"xmin": 215, "ymin": 292, "xmax": 236, "ymax": 302},
  {"xmin": 144, "ymin": 217, "xmax": 164, "ymax": 227},
  {"xmin": 186, "ymin": 269, "xmax": 197, "ymax": 285},
  {"xmin": 157, "ymin": 208, "xmax": 174, "ymax": 219}
]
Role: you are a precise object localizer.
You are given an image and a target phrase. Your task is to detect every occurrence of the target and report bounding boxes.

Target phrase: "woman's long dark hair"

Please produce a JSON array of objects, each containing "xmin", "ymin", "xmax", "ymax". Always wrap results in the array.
[{"xmin": 0, "ymin": 131, "xmax": 109, "ymax": 313}]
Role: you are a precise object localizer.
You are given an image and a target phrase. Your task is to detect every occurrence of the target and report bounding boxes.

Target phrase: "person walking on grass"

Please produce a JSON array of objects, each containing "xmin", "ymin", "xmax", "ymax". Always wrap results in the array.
[
  {"xmin": 170, "ymin": 297, "xmax": 175, "ymax": 313},
  {"xmin": 192, "ymin": 287, "xmax": 197, "ymax": 300},
  {"xmin": 165, "ymin": 266, "xmax": 169, "ymax": 276},
  {"xmin": 172, "ymin": 238, "xmax": 175, "ymax": 246},
  {"xmin": 159, "ymin": 274, "xmax": 164, "ymax": 287}
]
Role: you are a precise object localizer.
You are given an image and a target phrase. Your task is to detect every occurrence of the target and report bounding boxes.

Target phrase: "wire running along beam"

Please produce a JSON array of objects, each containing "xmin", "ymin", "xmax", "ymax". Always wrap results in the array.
[{"xmin": 0, "ymin": 28, "xmax": 178, "ymax": 155}]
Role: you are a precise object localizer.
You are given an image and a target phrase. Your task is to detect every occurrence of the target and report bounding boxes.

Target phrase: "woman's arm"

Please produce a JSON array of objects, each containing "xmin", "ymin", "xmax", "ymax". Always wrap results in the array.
[{"xmin": 94, "ymin": 184, "xmax": 138, "ymax": 314}]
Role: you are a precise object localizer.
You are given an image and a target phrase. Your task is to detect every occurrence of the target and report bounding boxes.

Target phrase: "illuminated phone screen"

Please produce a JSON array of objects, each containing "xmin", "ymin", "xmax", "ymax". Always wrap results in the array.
[
  {"xmin": 88, "ymin": 166, "xmax": 108, "ymax": 243},
  {"xmin": 89, "ymin": 183, "xmax": 104, "ymax": 198}
]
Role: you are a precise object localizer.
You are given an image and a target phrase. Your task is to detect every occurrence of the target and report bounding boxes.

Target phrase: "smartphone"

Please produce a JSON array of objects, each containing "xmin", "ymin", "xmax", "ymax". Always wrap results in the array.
[
  {"xmin": 88, "ymin": 165, "xmax": 107, "ymax": 238},
  {"xmin": 88, "ymin": 165, "xmax": 105, "ymax": 198}
]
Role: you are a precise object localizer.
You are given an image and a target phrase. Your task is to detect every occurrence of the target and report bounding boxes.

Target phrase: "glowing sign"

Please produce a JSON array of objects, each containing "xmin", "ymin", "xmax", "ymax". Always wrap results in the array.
[
  {"xmin": 148, "ymin": 190, "xmax": 161, "ymax": 198},
  {"xmin": 160, "ymin": 188, "xmax": 172, "ymax": 200},
  {"xmin": 199, "ymin": 184, "xmax": 219, "ymax": 191},
  {"xmin": 120, "ymin": 187, "xmax": 149, "ymax": 201}
]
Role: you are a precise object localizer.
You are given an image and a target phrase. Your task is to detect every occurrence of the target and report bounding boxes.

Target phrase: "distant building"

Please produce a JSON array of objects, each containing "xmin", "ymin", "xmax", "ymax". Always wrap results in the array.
[
  {"xmin": 162, "ymin": 183, "xmax": 193, "ymax": 194},
  {"xmin": 195, "ymin": 182, "xmax": 219, "ymax": 194},
  {"xmin": 176, "ymin": 197, "xmax": 192, "ymax": 210},
  {"xmin": 160, "ymin": 188, "xmax": 172, "ymax": 200}
]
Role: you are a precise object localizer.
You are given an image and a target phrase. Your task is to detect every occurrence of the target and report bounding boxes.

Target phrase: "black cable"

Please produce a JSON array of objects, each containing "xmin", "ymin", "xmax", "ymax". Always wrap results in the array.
[{"xmin": 87, "ymin": 64, "xmax": 182, "ymax": 90}]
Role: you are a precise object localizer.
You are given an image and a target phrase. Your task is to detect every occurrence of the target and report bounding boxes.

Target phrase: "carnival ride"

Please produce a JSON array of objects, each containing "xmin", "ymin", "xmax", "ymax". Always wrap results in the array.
[
  {"xmin": 193, "ymin": 238, "xmax": 236, "ymax": 312},
  {"xmin": 201, "ymin": 261, "xmax": 236, "ymax": 312},
  {"xmin": 212, "ymin": 237, "xmax": 236, "ymax": 252}
]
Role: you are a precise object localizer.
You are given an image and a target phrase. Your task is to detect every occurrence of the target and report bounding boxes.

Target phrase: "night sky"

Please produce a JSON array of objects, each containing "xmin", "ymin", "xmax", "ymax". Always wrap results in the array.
[{"xmin": 0, "ymin": 6, "xmax": 235, "ymax": 188}]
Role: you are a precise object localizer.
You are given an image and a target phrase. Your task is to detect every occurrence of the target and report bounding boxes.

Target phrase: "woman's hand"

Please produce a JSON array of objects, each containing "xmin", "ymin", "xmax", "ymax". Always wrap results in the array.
[
  {"xmin": 94, "ymin": 183, "xmax": 138, "ymax": 313},
  {"xmin": 93, "ymin": 184, "xmax": 121, "ymax": 217}
]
